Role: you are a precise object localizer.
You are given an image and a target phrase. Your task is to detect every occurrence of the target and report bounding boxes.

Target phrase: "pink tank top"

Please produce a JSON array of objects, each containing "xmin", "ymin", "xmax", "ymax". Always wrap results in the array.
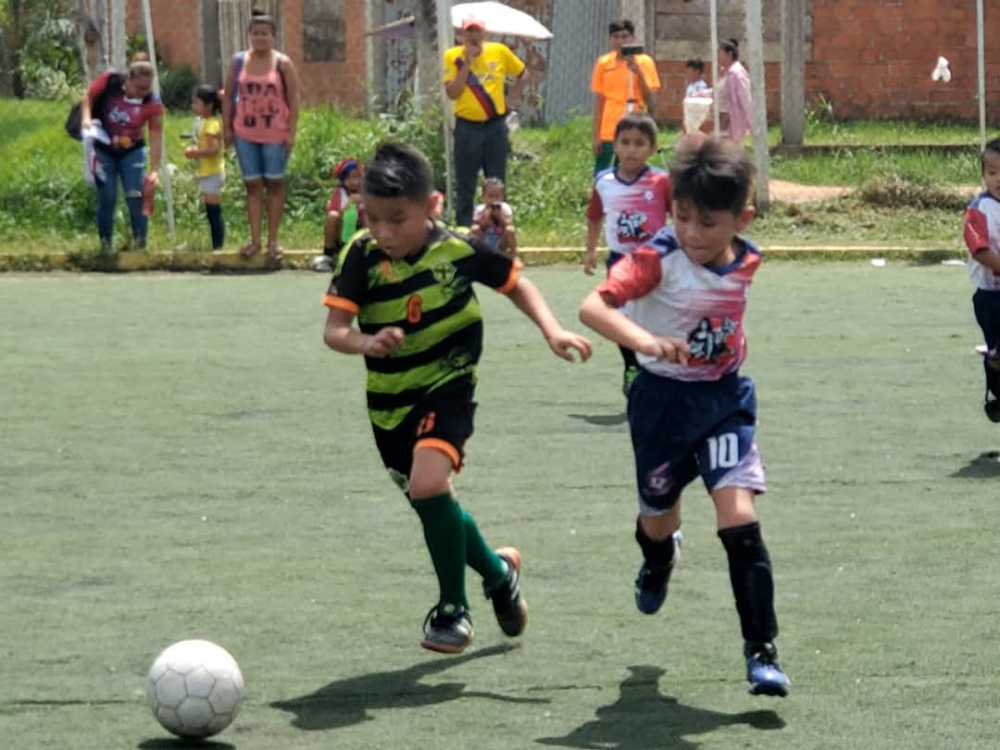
[{"xmin": 234, "ymin": 52, "xmax": 289, "ymax": 144}]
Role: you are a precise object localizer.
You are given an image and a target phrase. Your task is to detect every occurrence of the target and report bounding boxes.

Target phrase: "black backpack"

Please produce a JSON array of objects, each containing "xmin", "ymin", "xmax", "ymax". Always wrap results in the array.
[{"xmin": 65, "ymin": 72, "xmax": 126, "ymax": 140}]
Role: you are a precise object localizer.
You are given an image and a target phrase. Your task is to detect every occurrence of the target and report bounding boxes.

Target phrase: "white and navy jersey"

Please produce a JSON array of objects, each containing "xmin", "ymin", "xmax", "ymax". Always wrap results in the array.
[
  {"xmin": 596, "ymin": 226, "xmax": 762, "ymax": 381},
  {"xmin": 586, "ymin": 166, "xmax": 673, "ymax": 255},
  {"xmin": 963, "ymin": 191, "xmax": 1000, "ymax": 291}
]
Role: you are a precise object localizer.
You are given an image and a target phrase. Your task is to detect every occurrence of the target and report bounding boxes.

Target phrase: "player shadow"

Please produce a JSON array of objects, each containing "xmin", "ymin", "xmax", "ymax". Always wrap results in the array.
[
  {"xmin": 568, "ymin": 412, "xmax": 628, "ymax": 426},
  {"xmin": 950, "ymin": 451, "xmax": 1000, "ymax": 478},
  {"xmin": 271, "ymin": 643, "xmax": 547, "ymax": 731},
  {"xmin": 535, "ymin": 665, "xmax": 785, "ymax": 750},
  {"xmin": 138, "ymin": 740, "xmax": 235, "ymax": 750}
]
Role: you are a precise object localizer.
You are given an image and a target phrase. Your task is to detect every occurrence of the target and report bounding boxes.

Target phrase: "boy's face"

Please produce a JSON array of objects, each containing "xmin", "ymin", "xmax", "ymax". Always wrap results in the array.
[
  {"xmin": 343, "ymin": 169, "xmax": 363, "ymax": 194},
  {"xmin": 613, "ymin": 128, "xmax": 656, "ymax": 174},
  {"xmin": 983, "ymin": 150, "xmax": 1000, "ymax": 201},
  {"xmin": 483, "ymin": 184, "xmax": 505, "ymax": 205},
  {"xmin": 364, "ymin": 193, "xmax": 436, "ymax": 260},
  {"xmin": 673, "ymin": 197, "xmax": 754, "ymax": 268},
  {"xmin": 610, "ymin": 30, "xmax": 633, "ymax": 53}
]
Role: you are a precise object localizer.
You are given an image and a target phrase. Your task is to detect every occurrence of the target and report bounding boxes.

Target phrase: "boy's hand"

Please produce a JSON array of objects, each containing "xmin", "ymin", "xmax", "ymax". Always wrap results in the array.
[
  {"xmin": 636, "ymin": 335, "xmax": 690, "ymax": 365},
  {"xmin": 583, "ymin": 249, "xmax": 597, "ymax": 275},
  {"xmin": 348, "ymin": 194, "xmax": 362, "ymax": 205},
  {"xmin": 363, "ymin": 327, "xmax": 405, "ymax": 357},
  {"xmin": 546, "ymin": 329, "xmax": 593, "ymax": 363}
]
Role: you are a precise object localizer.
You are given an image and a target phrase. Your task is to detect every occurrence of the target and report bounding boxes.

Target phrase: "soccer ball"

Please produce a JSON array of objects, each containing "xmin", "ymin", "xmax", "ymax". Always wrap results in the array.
[{"xmin": 146, "ymin": 639, "xmax": 245, "ymax": 739}]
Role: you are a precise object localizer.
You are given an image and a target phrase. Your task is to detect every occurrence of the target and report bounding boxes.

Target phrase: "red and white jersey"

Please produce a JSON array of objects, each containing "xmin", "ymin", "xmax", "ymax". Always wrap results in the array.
[
  {"xmin": 596, "ymin": 226, "xmax": 762, "ymax": 381},
  {"xmin": 963, "ymin": 191, "xmax": 1000, "ymax": 291},
  {"xmin": 586, "ymin": 166, "xmax": 673, "ymax": 255}
]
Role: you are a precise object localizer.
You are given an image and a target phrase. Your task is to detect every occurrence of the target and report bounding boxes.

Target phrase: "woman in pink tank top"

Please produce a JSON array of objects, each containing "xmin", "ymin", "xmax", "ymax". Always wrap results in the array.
[{"xmin": 222, "ymin": 9, "xmax": 300, "ymax": 260}]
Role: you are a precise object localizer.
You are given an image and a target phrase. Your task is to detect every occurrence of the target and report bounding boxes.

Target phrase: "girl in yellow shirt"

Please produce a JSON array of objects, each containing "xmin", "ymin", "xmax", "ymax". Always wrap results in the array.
[{"xmin": 185, "ymin": 86, "xmax": 226, "ymax": 250}]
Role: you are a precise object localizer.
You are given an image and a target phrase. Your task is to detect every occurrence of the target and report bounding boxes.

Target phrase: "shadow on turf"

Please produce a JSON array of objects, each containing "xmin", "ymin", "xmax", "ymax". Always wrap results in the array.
[
  {"xmin": 951, "ymin": 451, "xmax": 1000, "ymax": 479},
  {"xmin": 536, "ymin": 666, "xmax": 784, "ymax": 750},
  {"xmin": 271, "ymin": 643, "xmax": 547, "ymax": 731},
  {"xmin": 568, "ymin": 412, "xmax": 628, "ymax": 426},
  {"xmin": 138, "ymin": 740, "xmax": 234, "ymax": 750}
]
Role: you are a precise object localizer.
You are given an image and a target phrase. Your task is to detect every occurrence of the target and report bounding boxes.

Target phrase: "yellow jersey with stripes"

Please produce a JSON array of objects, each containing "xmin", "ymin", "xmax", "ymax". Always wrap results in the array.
[{"xmin": 323, "ymin": 224, "xmax": 520, "ymax": 430}]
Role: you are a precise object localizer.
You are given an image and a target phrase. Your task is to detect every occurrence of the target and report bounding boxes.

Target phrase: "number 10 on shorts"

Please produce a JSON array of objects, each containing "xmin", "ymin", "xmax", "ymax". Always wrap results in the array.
[{"xmin": 706, "ymin": 433, "xmax": 739, "ymax": 470}]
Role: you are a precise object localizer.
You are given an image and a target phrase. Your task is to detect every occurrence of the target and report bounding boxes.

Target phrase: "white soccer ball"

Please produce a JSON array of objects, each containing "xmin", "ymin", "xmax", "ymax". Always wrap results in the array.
[{"xmin": 146, "ymin": 639, "xmax": 245, "ymax": 739}]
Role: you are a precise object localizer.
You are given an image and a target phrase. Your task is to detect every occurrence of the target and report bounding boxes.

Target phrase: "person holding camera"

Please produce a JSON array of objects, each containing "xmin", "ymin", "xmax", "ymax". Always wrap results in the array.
[
  {"xmin": 591, "ymin": 19, "xmax": 661, "ymax": 175},
  {"xmin": 444, "ymin": 15, "xmax": 527, "ymax": 228},
  {"xmin": 471, "ymin": 177, "xmax": 517, "ymax": 259}
]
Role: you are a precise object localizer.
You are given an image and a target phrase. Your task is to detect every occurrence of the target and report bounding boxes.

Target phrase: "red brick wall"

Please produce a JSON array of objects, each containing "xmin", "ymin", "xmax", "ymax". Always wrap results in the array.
[
  {"xmin": 129, "ymin": 0, "xmax": 998, "ymax": 121},
  {"xmin": 126, "ymin": 0, "xmax": 367, "ymax": 111}
]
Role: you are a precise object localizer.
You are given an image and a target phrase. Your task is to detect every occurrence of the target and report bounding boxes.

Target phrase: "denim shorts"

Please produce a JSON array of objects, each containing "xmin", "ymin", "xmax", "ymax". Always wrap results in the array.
[{"xmin": 233, "ymin": 137, "xmax": 288, "ymax": 181}]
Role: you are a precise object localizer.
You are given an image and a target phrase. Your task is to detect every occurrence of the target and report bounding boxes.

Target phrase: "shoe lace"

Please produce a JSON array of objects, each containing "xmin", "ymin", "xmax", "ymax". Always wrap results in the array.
[{"xmin": 423, "ymin": 603, "xmax": 465, "ymax": 634}]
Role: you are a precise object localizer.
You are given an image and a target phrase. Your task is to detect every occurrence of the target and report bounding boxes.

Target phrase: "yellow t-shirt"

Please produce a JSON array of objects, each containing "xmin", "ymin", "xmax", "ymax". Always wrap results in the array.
[
  {"xmin": 195, "ymin": 115, "xmax": 225, "ymax": 178},
  {"xmin": 591, "ymin": 51, "xmax": 662, "ymax": 142},
  {"xmin": 443, "ymin": 42, "xmax": 525, "ymax": 122}
]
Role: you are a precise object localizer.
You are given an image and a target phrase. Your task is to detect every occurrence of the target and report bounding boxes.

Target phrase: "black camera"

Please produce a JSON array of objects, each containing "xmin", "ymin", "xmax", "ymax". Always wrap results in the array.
[{"xmin": 621, "ymin": 44, "xmax": 644, "ymax": 57}]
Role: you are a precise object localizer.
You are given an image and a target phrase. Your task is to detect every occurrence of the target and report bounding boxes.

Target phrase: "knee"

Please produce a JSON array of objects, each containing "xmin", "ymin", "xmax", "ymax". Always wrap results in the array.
[
  {"xmin": 264, "ymin": 178, "xmax": 285, "ymax": 191},
  {"xmin": 245, "ymin": 179, "xmax": 264, "ymax": 196},
  {"xmin": 639, "ymin": 508, "xmax": 681, "ymax": 540}
]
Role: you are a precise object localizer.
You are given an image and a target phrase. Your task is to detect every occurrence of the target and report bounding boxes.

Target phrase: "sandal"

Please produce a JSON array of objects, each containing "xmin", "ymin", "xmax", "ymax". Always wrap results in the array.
[
  {"xmin": 267, "ymin": 243, "xmax": 284, "ymax": 260},
  {"xmin": 239, "ymin": 242, "xmax": 261, "ymax": 258}
]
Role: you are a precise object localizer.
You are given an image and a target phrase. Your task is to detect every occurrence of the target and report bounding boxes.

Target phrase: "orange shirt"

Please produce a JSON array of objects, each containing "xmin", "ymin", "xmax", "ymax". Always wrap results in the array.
[{"xmin": 591, "ymin": 51, "xmax": 661, "ymax": 142}]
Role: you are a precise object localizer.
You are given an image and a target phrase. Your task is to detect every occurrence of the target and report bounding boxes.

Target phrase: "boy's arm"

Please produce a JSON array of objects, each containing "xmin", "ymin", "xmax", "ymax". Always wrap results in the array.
[
  {"xmin": 323, "ymin": 308, "xmax": 405, "ymax": 357},
  {"xmin": 506, "ymin": 276, "xmax": 592, "ymax": 362},
  {"xmin": 964, "ymin": 207, "xmax": 1000, "ymax": 272},
  {"xmin": 579, "ymin": 290, "xmax": 689, "ymax": 364},
  {"xmin": 584, "ymin": 219, "xmax": 603, "ymax": 275}
]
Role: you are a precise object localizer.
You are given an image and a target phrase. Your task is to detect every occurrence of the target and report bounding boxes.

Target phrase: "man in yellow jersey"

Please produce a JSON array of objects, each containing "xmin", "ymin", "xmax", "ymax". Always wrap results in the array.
[
  {"xmin": 591, "ymin": 19, "xmax": 661, "ymax": 174},
  {"xmin": 444, "ymin": 15, "xmax": 527, "ymax": 227}
]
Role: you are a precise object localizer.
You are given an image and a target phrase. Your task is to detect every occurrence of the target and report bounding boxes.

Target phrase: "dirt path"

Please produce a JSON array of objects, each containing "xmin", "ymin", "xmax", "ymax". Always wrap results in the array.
[{"xmin": 769, "ymin": 180, "xmax": 853, "ymax": 204}]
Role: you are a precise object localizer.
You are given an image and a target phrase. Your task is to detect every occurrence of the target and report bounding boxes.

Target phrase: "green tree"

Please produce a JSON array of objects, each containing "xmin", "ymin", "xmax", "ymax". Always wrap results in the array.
[{"xmin": 0, "ymin": 0, "xmax": 72, "ymax": 97}]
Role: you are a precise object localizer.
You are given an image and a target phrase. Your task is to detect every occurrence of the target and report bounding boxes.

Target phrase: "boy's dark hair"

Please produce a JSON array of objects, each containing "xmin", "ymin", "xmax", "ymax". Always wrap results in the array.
[
  {"xmin": 720, "ymin": 38, "xmax": 740, "ymax": 61},
  {"xmin": 670, "ymin": 136, "xmax": 753, "ymax": 215},
  {"xmin": 193, "ymin": 85, "xmax": 222, "ymax": 115},
  {"xmin": 608, "ymin": 19, "xmax": 635, "ymax": 36},
  {"xmin": 982, "ymin": 137, "xmax": 1000, "ymax": 172},
  {"xmin": 686, "ymin": 58, "xmax": 705, "ymax": 73},
  {"xmin": 482, "ymin": 177, "xmax": 505, "ymax": 194},
  {"xmin": 364, "ymin": 142, "xmax": 434, "ymax": 201},
  {"xmin": 614, "ymin": 112, "xmax": 657, "ymax": 145}
]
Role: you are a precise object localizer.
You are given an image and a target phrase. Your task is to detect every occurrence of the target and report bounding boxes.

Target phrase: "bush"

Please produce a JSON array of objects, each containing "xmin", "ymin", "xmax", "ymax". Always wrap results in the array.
[
  {"xmin": 859, "ymin": 173, "xmax": 969, "ymax": 211},
  {"xmin": 158, "ymin": 65, "xmax": 198, "ymax": 112}
]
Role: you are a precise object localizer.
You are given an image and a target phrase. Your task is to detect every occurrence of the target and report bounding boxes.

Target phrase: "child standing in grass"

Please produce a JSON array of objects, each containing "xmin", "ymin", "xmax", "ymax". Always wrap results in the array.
[
  {"xmin": 322, "ymin": 142, "xmax": 591, "ymax": 654},
  {"xmin": 184, "ymin": 85, "xmax": 226, "ymax": 250},
  {"xmin": 579, "ymin": 136, "xmax": 790, "ymax": 697},
  {"xmin": 962, "ymin": 137, "xmax": 1000, "ymax": 422},
  {"xmin": 584, "ymin": 112, "xmax": 673, "ymax": 396},
  {"xmin": 471, "ymin": 177, "xmax": 518, "ymax": 259}
]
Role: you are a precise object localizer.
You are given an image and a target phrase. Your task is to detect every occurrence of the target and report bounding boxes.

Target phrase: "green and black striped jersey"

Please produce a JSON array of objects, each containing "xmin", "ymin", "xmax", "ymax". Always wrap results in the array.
[{"xmin": 323, "ymin": 225, "xmax": 520, "ymax": 430}]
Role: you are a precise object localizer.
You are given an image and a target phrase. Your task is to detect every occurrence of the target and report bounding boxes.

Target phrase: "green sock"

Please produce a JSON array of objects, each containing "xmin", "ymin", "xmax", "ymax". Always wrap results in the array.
[
  {"xmin": 411, "ymin": 493, "xmax": 468, "ymax": 608},
  {"xmin": 462, "ymin": 507, "xmax": 507, "ymax": 589}
]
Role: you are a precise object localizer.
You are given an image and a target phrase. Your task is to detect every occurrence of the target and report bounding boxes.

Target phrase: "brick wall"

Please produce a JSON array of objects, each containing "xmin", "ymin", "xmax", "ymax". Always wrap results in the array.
[
  {"xmin": 126, "ymin": 0, "xmax": 367, "ymax": 111},
  {"xmin": 128, "ymin": 0, "xmax": 998, "ymax": 122}
]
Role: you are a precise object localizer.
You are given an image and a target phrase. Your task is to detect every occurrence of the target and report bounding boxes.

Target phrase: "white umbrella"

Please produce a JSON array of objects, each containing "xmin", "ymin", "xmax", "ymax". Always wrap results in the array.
[{"xmin": 452, "ymin": 1, "xmax": 552, "ymax": 40}]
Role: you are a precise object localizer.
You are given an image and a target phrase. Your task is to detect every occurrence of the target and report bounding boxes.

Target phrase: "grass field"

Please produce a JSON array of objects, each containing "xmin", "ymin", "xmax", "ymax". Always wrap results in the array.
[{"xmin": 2, "ymin": 265, "xmax": 1000, "ymax": 749}]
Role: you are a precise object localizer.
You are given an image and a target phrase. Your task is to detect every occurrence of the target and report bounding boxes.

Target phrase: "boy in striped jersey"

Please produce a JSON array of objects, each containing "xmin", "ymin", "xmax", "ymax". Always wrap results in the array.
[
  {"xmin": 579, "ymin": 136, "xmax": 789, "ymax": 697},
  {"xmin": 322, "ymin": 142, "xmax": 592, "ymax": 654},
  {"xmin": 962, "ymin": 137, "xmax": 1000, "ymax": 422}
]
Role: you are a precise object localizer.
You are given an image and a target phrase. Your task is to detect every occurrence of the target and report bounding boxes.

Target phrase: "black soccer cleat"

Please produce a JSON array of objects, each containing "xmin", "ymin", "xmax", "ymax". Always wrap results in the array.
[{"xmin": 484, "ymin": 547, "xmax": 528, "ymax": 637}]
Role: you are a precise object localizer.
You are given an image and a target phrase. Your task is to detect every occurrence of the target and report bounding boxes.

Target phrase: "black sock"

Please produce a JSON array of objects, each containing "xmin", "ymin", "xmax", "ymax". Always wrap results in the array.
[
  {"xmin": 718, "ymin": 522, "xmax": 778, "ymax": 646},
  {"xmin": 205, "ymin": 204, "xmax": 225, "ymax": 249},
  {"xmin": 635, "ymin": 517, "xmax": 676, "ymax": 570},
  {"xmin": 985, "ymin": 355, "xmax": 1000, "ymax": 400}
]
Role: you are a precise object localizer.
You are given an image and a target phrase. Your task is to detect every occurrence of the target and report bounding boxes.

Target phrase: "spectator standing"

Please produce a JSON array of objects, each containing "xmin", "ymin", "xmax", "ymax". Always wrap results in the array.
[
  {"xmin": 443, "ymin": 15, "xmax": 527, "ymax": 227},
  {"xmin": 591, "ymin": 19, "xmax": 661, "ymax": 175}
]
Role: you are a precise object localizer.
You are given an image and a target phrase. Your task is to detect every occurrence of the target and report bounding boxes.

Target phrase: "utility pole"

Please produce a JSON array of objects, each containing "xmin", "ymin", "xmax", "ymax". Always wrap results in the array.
[
  {"xmin": 780, "ymin": 0, "xmax": 805, "ymax": 149},
  {"xmin": 745, "ymin": 0, "xmax": 770, "ymax": 212}
]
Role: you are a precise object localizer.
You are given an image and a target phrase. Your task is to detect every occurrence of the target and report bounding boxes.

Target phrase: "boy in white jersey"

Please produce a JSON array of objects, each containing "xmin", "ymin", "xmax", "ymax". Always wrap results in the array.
[
  {"xmin": 962, "ymin": 137, "xmax": 1000, "ymax": 422},
  {"xmin": 584, "ymin": 113, "xmax": 673, "ymax": 394},
  {"xmin": 579, "ymin": 136, "xmax": 789, "ymax": 697}
]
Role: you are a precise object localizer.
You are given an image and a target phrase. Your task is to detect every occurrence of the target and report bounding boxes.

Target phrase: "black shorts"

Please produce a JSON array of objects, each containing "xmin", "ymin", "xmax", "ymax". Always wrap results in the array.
[{"xmin": 372, "ymin": 376, "xmax": 477, "ymax": 492}]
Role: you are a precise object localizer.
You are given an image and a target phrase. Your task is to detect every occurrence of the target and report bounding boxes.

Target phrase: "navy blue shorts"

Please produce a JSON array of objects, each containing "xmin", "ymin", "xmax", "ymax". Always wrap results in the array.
[
  {"xmin": 974, "ymin": 289, "xmax": 1000, "ymax": 350},
  {"xmin": 627, "ymin": 370, "xmax": 766, "ymax": 515}
]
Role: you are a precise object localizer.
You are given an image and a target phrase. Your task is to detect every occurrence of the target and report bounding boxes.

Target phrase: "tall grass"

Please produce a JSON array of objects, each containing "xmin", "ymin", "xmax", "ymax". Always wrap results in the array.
[{"xmin": 0, "ymin": 98, "xmax": 989, "ymax": 251}]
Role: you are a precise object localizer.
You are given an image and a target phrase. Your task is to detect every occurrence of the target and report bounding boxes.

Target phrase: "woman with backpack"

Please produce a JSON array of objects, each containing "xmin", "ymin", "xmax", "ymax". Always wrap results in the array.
[
  {"xmin": 78, "ymin": 52, "xmax": 164, "ymax": 251},
  {"xmin": 221, "ymin": 8, "xmax": 300, "ymax": 260}
]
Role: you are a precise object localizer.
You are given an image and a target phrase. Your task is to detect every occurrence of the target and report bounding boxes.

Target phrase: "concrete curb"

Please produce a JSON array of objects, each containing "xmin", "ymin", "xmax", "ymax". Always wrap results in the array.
[{"xmin": 0, "ymin": 245, "xmax": 966, "ymax": 273}]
